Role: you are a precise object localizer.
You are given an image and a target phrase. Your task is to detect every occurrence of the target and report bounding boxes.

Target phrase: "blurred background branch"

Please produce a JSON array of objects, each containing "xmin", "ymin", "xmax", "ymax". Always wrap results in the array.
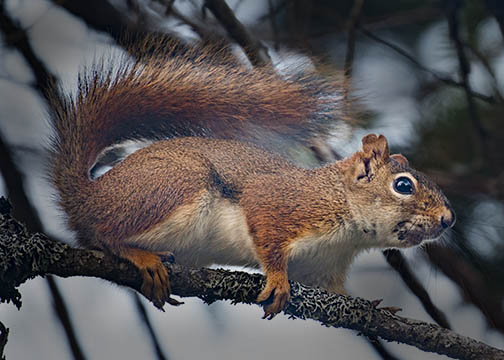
[{"xmin": 133, "ymin": 292, "xmax": 170, "ymax": 360}]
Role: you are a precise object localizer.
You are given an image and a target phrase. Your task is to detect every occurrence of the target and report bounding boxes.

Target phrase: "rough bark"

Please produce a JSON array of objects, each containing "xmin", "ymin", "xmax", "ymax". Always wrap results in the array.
[{"xmin": 0, "ymin": 198, "xmax": 502, "ymax": 360}]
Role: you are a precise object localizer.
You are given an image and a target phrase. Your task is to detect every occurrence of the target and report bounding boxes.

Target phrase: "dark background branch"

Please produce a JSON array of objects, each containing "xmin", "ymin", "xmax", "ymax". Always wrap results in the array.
[
  {"xmin": 50, "ymin": 0, "xmax": 135, "ymax": 44},
  {"xmin": 133, "ymin": 293, "xmax": 170, "ymax": 360},
  {"xmin": 383, "ymin": 249, "xmax": 451, "ymax": 329},
  {"xmin": 445, "ymin": 0, "xmax": 488, "ymax": 161},
  {"xmin": 204, "ymin": 0, "xmax": 271, "ymax": 66},
  {"xmin": 0, "ymin": 1, "xmax": 56, "ymax": 103},
  {"xmin": 46, "ymin": 276, "xmax": 87, "ymax": 360},
  {"xmin": 343, "ymin": 0, "xmax": 365, "ymax": 97}
]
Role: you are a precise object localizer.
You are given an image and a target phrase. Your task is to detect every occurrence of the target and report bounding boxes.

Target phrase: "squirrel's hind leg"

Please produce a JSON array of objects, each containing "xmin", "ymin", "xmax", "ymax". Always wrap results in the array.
[{"xmin": 119, "ymin": 247, "xmax": 182, "ymax": 309}]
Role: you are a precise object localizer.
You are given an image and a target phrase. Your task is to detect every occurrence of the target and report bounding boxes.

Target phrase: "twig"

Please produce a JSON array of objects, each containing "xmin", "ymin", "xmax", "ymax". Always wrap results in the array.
[
  {"xmin": 163, "ymin": 0, "xmax": 175, "ymax": 16},
  {"xmin": 258, "ymin": 0, "xmax": 289, "ymax": 22},
  {"xmin": 52, "ymin": 0, "xmax": 186, "ymax": 58},
  {"xmin": 367, "ymin": 338, "xmax": 401, "ymax": 360},
  {"xmin": 383, "ymin": 249, "xmax": 451, "ymax": 329},
  {"xmin": 343, "ymin": 0, "xmax": 365, "ymax": 99},
  {"xmin": 204, "ymin": 0, "xmax": 271, "ymax": 66},
  {"xmin": 0, "ymin": 132, "xmax": 44, "ymax": 232},
  {"xmin": 133, "ymin": 293, "xmax": 170, "ymax": 360},
  {"xmin": 357, "ymin": 25, "xmax": 498, "ymax": 104},
  {"xmin": 0, "ymin": 1, "xmax": 56, "ymax": 103},
  {"xmin": 46, "ymin": 276, "xmax": 87, "ymax": 360},
  {"xmin": 445, "ymin": 0, "xmax": 488, "ymax": 159},
  {"xmin": 169, "ymin": 7, "xmax": 213, "ymax": 41},
  {"xmin": 464, "ymin": 42, "xmax": 504, "ymax": 102},
  {"xmin": 363, "ymin": 6, "xmax": 443, "ymax": 32},
  {"xmin": 50, "ymin": 0, "xmax": 134, "ymax": 44},
  {"xmin": 286, "ymin": 0, "xmax": 314, "ymax": 51},
  {"xmin": 0, "ymin": 203, "xmax": 503, "ymax": 360},
  {"xmin": 268, "ymin": 0, "xmax": 280, "ymax": 50}
]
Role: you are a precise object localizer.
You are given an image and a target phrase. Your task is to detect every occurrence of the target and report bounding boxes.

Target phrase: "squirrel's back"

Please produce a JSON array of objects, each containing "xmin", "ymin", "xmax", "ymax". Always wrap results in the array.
[{"xmin": 48, "ymin": 38, "xmax": 346, "ymax": 243}]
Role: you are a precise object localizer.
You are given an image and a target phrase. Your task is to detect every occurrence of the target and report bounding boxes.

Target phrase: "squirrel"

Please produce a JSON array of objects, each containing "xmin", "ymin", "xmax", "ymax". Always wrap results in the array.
[{"xmin": 48, "ymin": 39, "xmax": 455, "ymax": 318}]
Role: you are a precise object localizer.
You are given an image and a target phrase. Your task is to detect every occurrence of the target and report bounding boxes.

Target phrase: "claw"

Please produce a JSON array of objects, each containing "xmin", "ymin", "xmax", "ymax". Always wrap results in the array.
[
  {"xmin": 156, "ymin": 250, "xmax": 176, "ymax": 264},
  {"xmin": 380, "ymin": 306, "xmax": 402, "ymax": 315},
  {"xmin": 257, "ymin": 272, "xmax": 290, "ymax": 318},
  {"xmin": 121, "ymin": 248, "xmax": 182, "ymax": 309}
]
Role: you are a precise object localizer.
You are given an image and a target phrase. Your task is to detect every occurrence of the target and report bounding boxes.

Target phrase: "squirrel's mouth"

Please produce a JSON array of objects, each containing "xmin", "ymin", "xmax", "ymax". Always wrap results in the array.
[
  {"xmin": 395, "ymin": 221, "xmax": 445, "ymax": 247},
  {"xmin": 396, "ymin": 230, "xmax": 426, "ymax": 246}
]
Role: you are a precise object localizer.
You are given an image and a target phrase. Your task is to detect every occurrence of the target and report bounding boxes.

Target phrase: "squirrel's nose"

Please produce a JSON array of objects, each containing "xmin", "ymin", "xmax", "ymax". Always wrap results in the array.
[{"xmin": 440, "ymin": 206, "xmax": 456, "ymax": 229}]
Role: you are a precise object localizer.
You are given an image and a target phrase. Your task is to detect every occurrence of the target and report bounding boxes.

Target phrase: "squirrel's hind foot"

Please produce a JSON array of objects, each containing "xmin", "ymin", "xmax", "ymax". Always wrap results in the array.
[
  {"xmin": 257, "ymin": 272, "xmax": 290, "ymax": 319},
  {"xmin": 121, "ymin": 247, "xmax": 182, "ymax": 309}
]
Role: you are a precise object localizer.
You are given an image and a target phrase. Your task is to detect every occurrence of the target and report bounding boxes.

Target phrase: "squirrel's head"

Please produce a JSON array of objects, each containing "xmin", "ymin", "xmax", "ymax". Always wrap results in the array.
[{"xmin": 341, "ymin": 134, "xmax": 455, "ymax": 248}]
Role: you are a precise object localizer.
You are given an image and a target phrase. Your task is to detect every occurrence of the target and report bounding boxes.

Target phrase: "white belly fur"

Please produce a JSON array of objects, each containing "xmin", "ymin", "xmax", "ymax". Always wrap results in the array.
[
  {"xmin": 126, "ymin": 191, "xmax": 364, "ymax": 293},
  {"xmin": 125, "ymin": 191, "xmax": 259, "ymax": 268},
  {"xmin": 287, "ymin": 228, "xmax": 362, "ymax": 292}
]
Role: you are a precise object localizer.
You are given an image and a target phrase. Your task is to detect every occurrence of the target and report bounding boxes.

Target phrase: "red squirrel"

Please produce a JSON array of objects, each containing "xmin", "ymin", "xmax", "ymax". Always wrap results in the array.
[{"xmin": 48, "ymin": 39, "xmax": 455, "ymax": 318}]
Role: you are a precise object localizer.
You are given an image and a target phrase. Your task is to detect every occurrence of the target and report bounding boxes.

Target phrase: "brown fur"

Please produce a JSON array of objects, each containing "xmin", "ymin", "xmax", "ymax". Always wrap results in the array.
[
  {"xmin": 48, "ymin": 41, "xmax": 454, "ymax": 315},
  {"xmin": 49, "ymin": 39, "xmax": 344, "ymax": 246}
]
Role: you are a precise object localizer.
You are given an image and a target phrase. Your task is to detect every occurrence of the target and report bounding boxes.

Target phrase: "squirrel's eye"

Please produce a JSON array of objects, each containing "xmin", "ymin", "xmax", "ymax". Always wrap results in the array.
[{"xmin": 393, "ymin": 176, "xmax": 414, "ymax": 195}]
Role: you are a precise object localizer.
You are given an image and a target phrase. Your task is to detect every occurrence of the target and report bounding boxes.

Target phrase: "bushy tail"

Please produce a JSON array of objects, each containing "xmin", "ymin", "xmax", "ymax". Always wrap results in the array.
[{"xmin": 48, "ymin": 38, "xmax": 346, "ymax": 228}]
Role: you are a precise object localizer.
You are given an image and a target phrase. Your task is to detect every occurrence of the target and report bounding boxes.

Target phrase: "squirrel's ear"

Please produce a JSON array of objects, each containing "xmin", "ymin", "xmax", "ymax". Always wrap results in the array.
[
  {"xmin": 390, "ymin": 153, "xmax": 409, "ymax": 166},
  {"xmin": 353, "ymin": 134, "xmax": 390, "ymax": 182},
  {"xmin": 361, "ymin": 134, "xmax": 390, "ymax": 159}
]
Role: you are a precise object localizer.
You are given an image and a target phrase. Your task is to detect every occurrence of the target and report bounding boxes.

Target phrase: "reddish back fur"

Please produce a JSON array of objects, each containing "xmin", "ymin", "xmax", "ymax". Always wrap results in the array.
[{"xmin": 48, "ymin": 38, "xmax": 345, "ymax": 244}]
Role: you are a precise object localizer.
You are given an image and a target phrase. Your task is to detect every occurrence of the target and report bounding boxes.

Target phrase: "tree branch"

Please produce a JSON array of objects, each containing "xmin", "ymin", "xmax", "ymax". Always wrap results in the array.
[
  {"xmin": 133, "ymin": 293, "xmax": 170, "ymax": 360},
  {"xmin": 383, "ymin": 249, "xmax": 451, "ymax": 329},
  {"xmin": 0, "ymin": 0, "xmax": 57, "ymax": 104},
  {"xmin": 343, "ymin": 0, "xmax": 365, "ymax": 98},
  {"xmin": 367, "ymin": 339, "xmax": 401, "ymax": 360},
  {"xmin": 50, "ymin": 0, "xmax": 135, "ymax": 44},
  {"xmin": 445, "ymin": 0, "xmax": 488, "ymax": 160},
  {"xmin": 46, "ymin": 275, "xmax": 87, "ymax": 360},
  {"xmin": 463, "ymin": 42, "xmax": 504, "ymax": 103},
  {"xmin": 204, "ymin": 0, "xmax": 271, "ymax": 66},
  {"xmin": 0, "ymin": 198, "xmax": 502, "ymax": 360}
]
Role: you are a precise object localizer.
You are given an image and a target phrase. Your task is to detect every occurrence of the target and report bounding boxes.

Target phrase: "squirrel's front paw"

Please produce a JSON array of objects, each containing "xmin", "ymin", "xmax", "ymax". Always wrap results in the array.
[
  {"xmin": 257, "ymin": 272, "xmax": 290, "ymax": 319},
  {"xmin": 121, "ymin": 248, "xmax": 183, "ymax": 309}
]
